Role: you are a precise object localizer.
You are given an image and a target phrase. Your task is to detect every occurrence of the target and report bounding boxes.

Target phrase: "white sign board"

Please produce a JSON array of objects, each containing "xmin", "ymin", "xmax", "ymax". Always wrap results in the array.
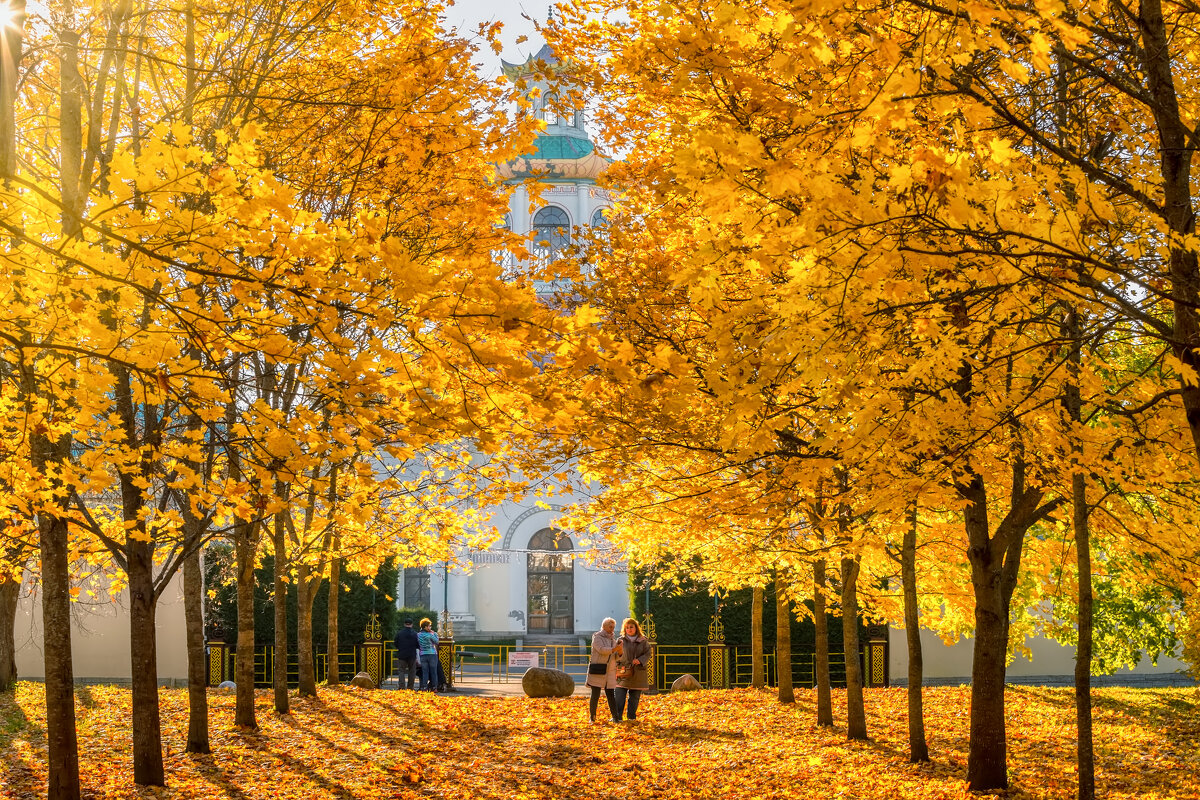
[{"xmin": 507, "ymin": 651, "xmax": 539, "ymax": 672}]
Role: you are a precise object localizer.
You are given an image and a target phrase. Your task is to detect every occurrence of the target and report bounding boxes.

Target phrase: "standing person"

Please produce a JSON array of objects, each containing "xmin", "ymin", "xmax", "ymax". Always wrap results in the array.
[
  {"xmin": 393, "ymin": 618, "xmax": 419, "ymax": 690},
  {"xmin": 615, "ymin": 617, "xmax": 651, "ymax": 722},
  {"xmin": 585, "ymin": 617, "xmax": 621, "ymax": 723},
  {"xmin": 417, "ymin": 618, "xmax": 440, "ymax": 692}
]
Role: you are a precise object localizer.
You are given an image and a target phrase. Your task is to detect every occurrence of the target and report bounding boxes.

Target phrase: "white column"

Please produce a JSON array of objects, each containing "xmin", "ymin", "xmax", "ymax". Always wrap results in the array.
[
  {"xmin": 512, "ymin": 185, "xmax": 530, "ymax": 233},
  {"xmin": 448, "ymin": 569, "xmax": 469, "ymax": 614},
  {"xmin": 576, "ymin": 184, "xmax": 588, "ymax": 227}
]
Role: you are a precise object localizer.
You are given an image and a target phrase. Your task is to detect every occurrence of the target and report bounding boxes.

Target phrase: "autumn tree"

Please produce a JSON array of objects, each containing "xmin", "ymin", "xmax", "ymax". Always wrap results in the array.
[
  {"xmin": 1, "ymin": 0, "xmax": 553, "ymax": 794},
  {"xmin": 549, "ymin": 2, "xmax": 1199, "ymax": 793}
]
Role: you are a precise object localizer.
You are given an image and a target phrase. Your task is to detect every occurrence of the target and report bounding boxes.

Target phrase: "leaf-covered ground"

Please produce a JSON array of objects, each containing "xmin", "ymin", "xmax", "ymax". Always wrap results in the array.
[{"xmin": 1, "ymin": 683, "xmax": 1197, "ymax": 799}]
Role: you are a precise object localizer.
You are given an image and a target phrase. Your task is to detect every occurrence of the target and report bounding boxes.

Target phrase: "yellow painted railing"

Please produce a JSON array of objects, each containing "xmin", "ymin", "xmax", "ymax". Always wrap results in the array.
[{"xmin": 213, "ymin": 642, "xmax": 876, "ymax": 689}]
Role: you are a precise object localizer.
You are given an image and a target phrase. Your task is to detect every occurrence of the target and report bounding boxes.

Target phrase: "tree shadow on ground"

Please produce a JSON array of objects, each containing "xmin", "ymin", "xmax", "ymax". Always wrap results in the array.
[
  {"xmin": 1086, "ymin": 686, "xmax": 1198, "ymax": 721},
  {"xmin": 75, "ymin": 685, "xmax": 100, "ymax": 709},
  {"xmin": 618, "ymin": 720, "xmax": 746, "ymax": 742},
  {"xmin": 311, "ymin": 702, "xmax": 409, "ymax": 745},
  {"xmin": 0, "ymin": 689, "xmax": 44, "ymax": 795},
  {"xmin": 186, "ymin": 753, "xmax": 253, "ymax": 800}
]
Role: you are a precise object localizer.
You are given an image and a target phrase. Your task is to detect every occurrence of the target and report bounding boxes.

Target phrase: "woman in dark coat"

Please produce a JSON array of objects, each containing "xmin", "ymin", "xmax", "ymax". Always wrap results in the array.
[
  {"xmin": 614, "ymin": 617, "xmax": 651, "ymax": 722},
  {"xmin": 585, "ymin": 617, "xmax": 621, "ymax": 723}
]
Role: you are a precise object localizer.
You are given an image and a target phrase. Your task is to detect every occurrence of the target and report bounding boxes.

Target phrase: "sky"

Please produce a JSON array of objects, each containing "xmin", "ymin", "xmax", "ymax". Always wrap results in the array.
[{"xmin": 443, "ymin": 0, "xmax": 550, "ymax": 75}]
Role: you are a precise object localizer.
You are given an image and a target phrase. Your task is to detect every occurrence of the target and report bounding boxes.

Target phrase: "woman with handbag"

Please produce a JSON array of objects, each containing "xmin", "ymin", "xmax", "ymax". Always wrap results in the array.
[
  {"xmin": 614, "ymin": 617, "xmax": 651, "ymax": 722},
  {"xmin": 585, "ymin": 617, "xmax": 621, "ymax": 723}
]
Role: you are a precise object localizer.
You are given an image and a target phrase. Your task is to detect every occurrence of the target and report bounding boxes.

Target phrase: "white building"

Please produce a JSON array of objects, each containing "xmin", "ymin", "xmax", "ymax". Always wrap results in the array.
[{"xmin": 402, "ymin": 44, "xmax": 631, "ymax": 643}]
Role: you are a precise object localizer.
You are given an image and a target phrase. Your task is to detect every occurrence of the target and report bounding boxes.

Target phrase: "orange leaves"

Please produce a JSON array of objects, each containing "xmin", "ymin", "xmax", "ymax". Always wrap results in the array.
[{"xmin": 2, "ymin": 684, "xmax": 1199, "ymax": 798}]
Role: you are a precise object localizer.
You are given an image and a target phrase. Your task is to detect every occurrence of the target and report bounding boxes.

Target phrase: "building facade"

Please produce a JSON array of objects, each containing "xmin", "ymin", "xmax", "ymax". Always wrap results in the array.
[{"xmin": 403, "ymin": 45, "xmax": 631, "ymax": 642}]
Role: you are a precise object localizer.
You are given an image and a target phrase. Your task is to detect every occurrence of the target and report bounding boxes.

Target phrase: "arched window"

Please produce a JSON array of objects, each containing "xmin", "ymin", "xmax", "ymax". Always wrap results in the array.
[
  {"xmin": 527, "ymin": 528, "xmax": 574, "ymax": 633},
  {"xmin": 542, "ymin": 94, "xmax": 560, "ymax": 126},
  {"xmin": 590, "ymin": 208, "xmax": 608, "ymax": 228},
  {"xmin": 532, "ymin": 206, "xmax": 571, "ymax": 262}
]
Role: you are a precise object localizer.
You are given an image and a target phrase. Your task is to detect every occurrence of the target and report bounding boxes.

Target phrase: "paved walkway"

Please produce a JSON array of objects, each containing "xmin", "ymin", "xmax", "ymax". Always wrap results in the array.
[{"xmin": 381, "ymin": 675, "xmax": 590, "ymax": 697}]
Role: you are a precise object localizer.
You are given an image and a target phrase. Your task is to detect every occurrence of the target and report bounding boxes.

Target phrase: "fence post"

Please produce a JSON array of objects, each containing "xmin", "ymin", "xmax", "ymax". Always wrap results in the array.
[
  {"xmin": 438, "ymin": 610, "xmax": 455, "ymax": 690},
  {"xmin": 205, "ymin": 627, "xmax": 228, "ymax": 686},
  {"xmin": 707, "ymin": 613, "xmax": 729, "ymax": 689},
  {"xmin": 642, "ymin": 614, "xmax": 658, "ymax": 694},
  {"xmin": 864, "ymin": 624, "xmax": 889, "ymax": 687},
  {"xmin": 358, "ymin": 613, "xmax": 384, "ymax": 687}
]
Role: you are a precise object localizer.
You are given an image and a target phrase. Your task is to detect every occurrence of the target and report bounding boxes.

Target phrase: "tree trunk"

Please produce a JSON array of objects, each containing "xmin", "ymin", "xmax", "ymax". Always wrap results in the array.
[
  {"xmin": 774, "ymin": 572, "xmax": 793, "ymax": 704},
  {"xmin": 127, "ymin": 540, "xmax": 164, "ymax": 785},
  {"xmin": 234, "ymin": 517, "xmax": 259, "ymax": 729},
  {"xmin": 0, "ymin": 0, "xmax": 27, "ymax": 180},
  {"xmin": 750, "ymin": 585, "xmax": 764, "ymax": 689},
  {"xmin": 1138, "ymin": 0, "xmax": 1200, "ymax": 463},
  {"xmin": 841, "ymin": 555, "xmax": 867, "ymax": 741},
  {"xmin": 272, "ymin": 499, "xmax": 289, "ymax": 714},
  {"xmin": 296, "ymin": 562, "xmax": 318, "ymax": 696},
  {"xmin": 183, "ymin": 540, "xmax": 210, "ymax": 753},
  {"xmin": 1064, "ymin": 306, "xmax": 1094, "ymax": 800},
  {"xmin": 36, "ymin": 13, "xmax": 84, "ymax": 794},
  {"xmin": 1073, "ymin": 472, "xmax": 1095, "ymax": 800},
  {"xmin": 326, "ymin": 550, "xmax": 341, "ymax": 685},
  {"xmin": 0, "ymin": 564, "xmax": 21, "ymax": 692},
  {"xmin": 39, "ymin": 511, "xmax": 80, "ymax": 800},
  {"xmin": 967, "ymin": 562, "xmax": 1010, "ymax": 790},
  {"xmin": 30, "ymin": 398, "xmax": 81, "ymax": 799},
  {"xmin": 58, "ymin": 7, "xmax": 83, "ymax": 238},
  {"xmin": 178, "ymin": 6, "xmax": 210, "ymax": 749},
  {"xmin": 902, "ymin": 505, "xmax": 929, "ymax": 761},
  {"xmin": 111, "ymin": 356, "xmax": 166, "ymax": 787},
  {"xmin": 813, "ymin": 559, "xmax": 832, "ymax": 726},
  {"xmin": 961, "ymin": 471, "xmax": 1053, "ymax": 791}
]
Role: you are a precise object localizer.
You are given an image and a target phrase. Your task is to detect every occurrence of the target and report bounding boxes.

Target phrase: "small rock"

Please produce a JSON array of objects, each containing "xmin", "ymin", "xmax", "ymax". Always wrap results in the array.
[
  {"xmin": 349, "ymin": 672, "xmax": 376, "ymax": 690},
  {"xmin": 521, "ymin": 666, "xmax": 575, "ymax": 698},
  {"xmin": 671, "ymin": 674, "xmax": 702, "ymax": 692},
  {"xmin": 217, "ymin": 680, "xmax": 236, "ymax": 692}
]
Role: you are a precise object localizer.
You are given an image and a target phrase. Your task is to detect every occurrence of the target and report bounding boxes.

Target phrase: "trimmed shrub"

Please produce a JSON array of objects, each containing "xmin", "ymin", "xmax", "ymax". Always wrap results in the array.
[
  {"xmin": 204, "ymin": 544, "xmax": 400, "ymax": 647},
  {"xmin": 629, "ymin": 568, "xmax": 864, "ymax": 649}
]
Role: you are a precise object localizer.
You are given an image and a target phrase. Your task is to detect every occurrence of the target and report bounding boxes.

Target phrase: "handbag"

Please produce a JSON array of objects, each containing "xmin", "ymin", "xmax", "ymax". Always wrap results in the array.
[
  {"xmin": 588, "ymin": 662, "xmax": 608, "ymax": 675},
  {"xmin": 616, "ymin": 663, "xmax": 633, "ymax": 679}
]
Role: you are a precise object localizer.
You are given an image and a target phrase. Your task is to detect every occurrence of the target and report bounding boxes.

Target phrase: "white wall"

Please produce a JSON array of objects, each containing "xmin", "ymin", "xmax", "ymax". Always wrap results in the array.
[
  {"xmin": 889, "ymin": 626, "xmax": 1190, "ymax": 682},
  {"xmin": 14, "ymin": 572, "xmax": 189, "ymax": 682}
]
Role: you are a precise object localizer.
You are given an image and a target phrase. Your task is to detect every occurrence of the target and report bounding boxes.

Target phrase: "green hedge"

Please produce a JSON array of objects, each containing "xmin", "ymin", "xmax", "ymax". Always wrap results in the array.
[
  {"xmin": 629, "ymin": 568, "xmax": 864, "ymax": 648},
  {"xmin": 204, "ymin": 545, "xmax": 400, "ymax": 647},
  {"xmin": 393, "ymin": 608, "xmax": 441, "ymax": 638}
]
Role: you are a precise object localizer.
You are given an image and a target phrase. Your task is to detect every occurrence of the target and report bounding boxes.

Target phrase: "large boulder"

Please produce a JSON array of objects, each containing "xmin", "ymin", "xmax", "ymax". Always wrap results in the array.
[
  {"xmin": 671, "ymin": 674, "xmax": 703, "ymax": 692},
  {"xmin": 349, "ymin": 672, "xmax": 376, "ymax": 690},
  {"xmin": 521, "ymin": 666, "xmax": 575, "ymax": 698}
]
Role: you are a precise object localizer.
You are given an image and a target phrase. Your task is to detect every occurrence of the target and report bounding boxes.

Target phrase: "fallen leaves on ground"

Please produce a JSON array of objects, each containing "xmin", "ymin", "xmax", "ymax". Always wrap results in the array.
[{"xmin": 1, "ymin": 684, "xmax": 1197, "ymax": 799}]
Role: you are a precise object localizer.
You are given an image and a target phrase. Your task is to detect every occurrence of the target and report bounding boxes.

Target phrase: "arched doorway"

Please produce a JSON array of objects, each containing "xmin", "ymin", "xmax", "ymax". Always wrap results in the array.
[{"xmin": 526, "ymin": 528, "xmax": 573, "ymax": 633}]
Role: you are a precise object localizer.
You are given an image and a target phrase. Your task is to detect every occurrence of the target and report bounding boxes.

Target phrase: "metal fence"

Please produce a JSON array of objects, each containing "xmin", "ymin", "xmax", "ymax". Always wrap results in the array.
[{"xmin": 205, "ymin": 618, "xmax": 889, "ymax": 690}]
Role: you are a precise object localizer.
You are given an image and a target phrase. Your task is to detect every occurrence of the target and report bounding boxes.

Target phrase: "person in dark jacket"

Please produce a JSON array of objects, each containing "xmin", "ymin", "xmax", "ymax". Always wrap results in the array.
[
  {"xmin": 394, "ymin": 618, "xmax": 419, "ymax": 690},
  {"xmin": 615, "ymin": 617, "xmax": 652, "ymax": 722}
]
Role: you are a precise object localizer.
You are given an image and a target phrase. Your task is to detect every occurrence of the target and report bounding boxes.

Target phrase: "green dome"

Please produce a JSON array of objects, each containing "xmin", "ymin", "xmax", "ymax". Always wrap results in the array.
[{"xmin": 525, "ymin": 135, "xmax": 595, "ymax": 160}]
